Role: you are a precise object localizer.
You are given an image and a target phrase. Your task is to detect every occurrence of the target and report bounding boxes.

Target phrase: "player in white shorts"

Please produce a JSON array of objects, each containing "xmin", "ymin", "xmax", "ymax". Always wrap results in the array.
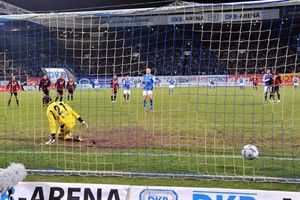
[
  {"xmin": 263, "ymin": 69, "xmax": 273, "ymax": 102},
  {"xmin": 238, "ymin": 77, "xmax": 245, "ymax": 90},
  {"xmin": 142, "ymin": 68, "xmax": 155, "ymax": 112},
  {"xmin": 168, "ymin": 77, "xmax": 176, "ymax": 94},
  {"xmin": 293, "ymin": 76, "xmax": 299, "ymax": 89},
  {"xmin": 123, "ymin": 76, "xmax": 131, "ymax": 101}
]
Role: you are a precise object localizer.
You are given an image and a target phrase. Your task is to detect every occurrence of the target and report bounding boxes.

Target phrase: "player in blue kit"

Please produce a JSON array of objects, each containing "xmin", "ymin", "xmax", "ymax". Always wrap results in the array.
[
  {"xmin": 239, "ymin": 77, "xmax": 245, "ymax": 90},
  {"xmin": 293, "ymin": 76, "xmax": 299, "ymax": 90},
  {"xmin": 263, "ymin": 69, "xmax": 273, "ymax": 102},
  {"xmin": 123, "ymin": 75, "xmax": 131, "ymax": 101},
  {"xmin": 208, "ymin": 79, "xmax": 216, "ymax": 90},
  {"xmin": 168, "ymin": 77, "xmax": 176, "ymax": 94},
  {"xmin": 142, "ymin": 68, "xmax": 155, "ymax": 112}
]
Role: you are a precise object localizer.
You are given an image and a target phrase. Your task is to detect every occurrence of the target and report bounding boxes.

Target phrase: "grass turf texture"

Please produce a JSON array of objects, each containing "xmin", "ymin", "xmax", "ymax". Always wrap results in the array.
[{"xmin": 0, "ymin": 86, "xmax": 299, "ymax": 182}]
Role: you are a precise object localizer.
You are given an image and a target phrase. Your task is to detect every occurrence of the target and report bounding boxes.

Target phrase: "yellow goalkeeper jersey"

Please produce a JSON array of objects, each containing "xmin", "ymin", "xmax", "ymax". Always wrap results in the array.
[{"xmin": 46, "ymin": 102, "xmax": 80, "ymax": 134}]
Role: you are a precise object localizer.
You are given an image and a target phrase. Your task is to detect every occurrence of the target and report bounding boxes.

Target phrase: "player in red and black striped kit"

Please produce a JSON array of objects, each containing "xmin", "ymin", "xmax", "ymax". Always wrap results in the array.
[
  {"xmin": 66, "ymin": 77, "xmax": 76, "ymax": 102},
  {"xmin": 7, "ymin": 76, "xmax": 20, "ymax": 106},
  {"xmin": 39, "ymin": 75, "xmax": 51, "ymax": 106},
  {"xmin": 251, "ymin": 76, "xmax": 258, "ymax": 90},
  {"xmin": 110, "ymin": 75, "xmax": 119, "ymax": 102},
  {"xmin": 55, "ymin": 74, "xmax": 66, "ymax": 102},
  {"xmin": 39, "ymin": 75, "xmax": 51, "ymax": 95},
  {"xmin": 271, "ymin": 72, "xmax": 282, "ymax": 102}
]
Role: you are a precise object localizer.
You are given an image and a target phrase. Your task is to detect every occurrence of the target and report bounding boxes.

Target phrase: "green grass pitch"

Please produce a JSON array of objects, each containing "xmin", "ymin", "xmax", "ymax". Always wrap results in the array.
[{"xmin": 0, "ymin": 86, "xmax": 299, "ymax": 182}]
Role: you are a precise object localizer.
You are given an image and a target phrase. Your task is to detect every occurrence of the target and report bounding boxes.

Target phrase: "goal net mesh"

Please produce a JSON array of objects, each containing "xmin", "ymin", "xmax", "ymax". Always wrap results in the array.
[{"xmin": 0, "ymin": 0, "xmax": 299, "ymax": 183}]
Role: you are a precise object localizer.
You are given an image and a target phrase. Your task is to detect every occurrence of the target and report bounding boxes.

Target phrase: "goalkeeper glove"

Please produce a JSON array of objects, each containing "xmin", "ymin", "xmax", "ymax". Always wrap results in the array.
[{"xmin": 82, "ymin": 121, "xmax": 88, "ymax": 128}]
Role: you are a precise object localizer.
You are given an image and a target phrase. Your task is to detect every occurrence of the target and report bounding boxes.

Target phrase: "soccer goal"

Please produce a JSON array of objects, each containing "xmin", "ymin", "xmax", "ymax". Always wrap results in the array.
[{"xmin": 0, "ymin": 0, "xmax": 299, "ymax": 183}]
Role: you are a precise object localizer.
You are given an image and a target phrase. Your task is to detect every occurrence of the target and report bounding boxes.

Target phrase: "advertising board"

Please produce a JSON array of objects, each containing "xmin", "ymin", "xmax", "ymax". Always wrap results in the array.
[
  {"xmin": 44, "ymin": 68, "xmax": 68, "ymax": 83},
  {"xmin": 2, "ymin": 183, "xmax": 299, "ymax": 200}
]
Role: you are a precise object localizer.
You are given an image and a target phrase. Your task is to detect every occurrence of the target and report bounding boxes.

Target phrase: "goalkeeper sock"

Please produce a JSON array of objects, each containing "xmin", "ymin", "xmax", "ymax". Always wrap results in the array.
[
  {"xmin": 143, "ymin": 100, "xmax": 147, "ymax": 110},
  {"xmin": 8, "ymin": 100, "xmax": 11, "ymax": 106}
]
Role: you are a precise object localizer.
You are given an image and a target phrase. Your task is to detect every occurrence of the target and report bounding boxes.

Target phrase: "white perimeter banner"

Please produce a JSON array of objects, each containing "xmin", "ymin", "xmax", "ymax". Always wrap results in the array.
[
  {"xmin": 7, "ymin": 182, "xmax": 129, "ymax": 200},
  {"xmin": 23, "ymin": 86, "xmax": 39, "ymax": 91},
  {"xmin": 131, "ymin": 186, "xmax": 300, "ymax": 200},
  {"xmin": 43, "ymin": 68, "xmax": 68, "ymax": 83},
  {"xmin": 2, "ymin": 182, "xmax": 299, "ymax": 200},
  {"xmin": 118, "ymin": 75, "xmax": 238, "ymax": 87}
]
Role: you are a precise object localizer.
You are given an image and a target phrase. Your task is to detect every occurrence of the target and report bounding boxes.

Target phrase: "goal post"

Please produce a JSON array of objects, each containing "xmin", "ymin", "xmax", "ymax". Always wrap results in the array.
[{"xmin": 0, "ymin": 0, "xmax": 299, "ymax": 183}]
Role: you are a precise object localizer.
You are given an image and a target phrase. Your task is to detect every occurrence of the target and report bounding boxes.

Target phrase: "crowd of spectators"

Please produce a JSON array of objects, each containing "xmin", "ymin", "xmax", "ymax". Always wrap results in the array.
[{"xmin": 0, "ymin": 17, "xmax": 299, "ymax": 78}]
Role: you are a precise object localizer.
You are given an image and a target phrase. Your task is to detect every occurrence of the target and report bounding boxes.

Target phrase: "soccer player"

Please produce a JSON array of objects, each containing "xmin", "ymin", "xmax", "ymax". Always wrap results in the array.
[
  {"xmin": 43, "ymin": 96, "xmax": 88, "ymax": 145},
  {"xmin": 168, "ymin": 77, "xmax": 176, "ymax": 94},
  {"xmin": 208, "ymin": 80, "xmax": 216, "ymax": 90},
  {"xmin": 142, "ymin": 68, "xmax": 155, "ymax": 112},
  {"xmin": 66, "ymin": 77, "xmax": 76, "ymax": 102},
  {"xmin": 93, "ymin": 79, "xmax": 100, "ymax": 92},
  {"xmin": 39, "ymin": 75, "xmax": 51, "ymax": 95},
  {"xmin": 110, "ymin": 74, "xmax": 119, "ymax": 102},
  {"xmin": 39, "ymin": 74, "xmax": 51, "ymax": 106},
  {"xmin": 271, "ymin": 72, "xmax": 282, "ymax": 102},
  {"xmin": 238, "ymin": 77, "xmax": 245, "ymax": 90},
  {"xmin": 263, "ymin": 69, "xmax": 273, "ymax": 102},
  {"xmin": 123, "ymin": 75, "xmax": 131, "ymax": 101},
  {"xmin": 7, "ymin": 76, "xmax": 20, "ymax": 106},
  {"xmin": 252, "ymin": 76, "xmax": 258, "ymax": 90},
  {"xmin": 55, "ymin": 74, "xmax": 66, "ymax": 102},
  {"xmin": 293, "ymin": 76, "xmax": 299, "ymax": 89}
]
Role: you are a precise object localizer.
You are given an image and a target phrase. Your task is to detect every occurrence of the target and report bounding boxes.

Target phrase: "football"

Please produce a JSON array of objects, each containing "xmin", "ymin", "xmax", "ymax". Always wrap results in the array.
[{"xmin": 242, "ymin": 144, "xmax": 259, "ymax": 160}]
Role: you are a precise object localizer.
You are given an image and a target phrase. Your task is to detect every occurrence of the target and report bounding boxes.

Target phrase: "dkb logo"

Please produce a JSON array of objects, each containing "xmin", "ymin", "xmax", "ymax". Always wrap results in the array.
[
  {"xmin": 139, "ymin": 189, "xmax": 178, "ymax": 200},
  {"xmin": 208, "ymin": 14, "xmax": 219, "ymax": 22},
  {"xmin": 193, "ymin": 191, "xmax": 257, "ymax": 200}
]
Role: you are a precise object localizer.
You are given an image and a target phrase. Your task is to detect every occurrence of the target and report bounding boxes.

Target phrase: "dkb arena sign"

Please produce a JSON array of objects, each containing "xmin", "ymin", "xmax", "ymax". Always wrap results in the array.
[
  {"xmin": 3, "ymin": 183, "xmax": 299, "ymax": 200},
  {"xmin": 5, "ymin": 182, "xmax": 128, "ymax": 200},
  {"xmin": 168, "ymin": 9, "xmax": 279, "ymax": 24}
]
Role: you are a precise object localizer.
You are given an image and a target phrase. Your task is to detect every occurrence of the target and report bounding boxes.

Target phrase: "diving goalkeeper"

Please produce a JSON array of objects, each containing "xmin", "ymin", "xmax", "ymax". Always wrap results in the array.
[{"xmin": 43, "ymin": 96, "xmax": 88, "ymax": 145}]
